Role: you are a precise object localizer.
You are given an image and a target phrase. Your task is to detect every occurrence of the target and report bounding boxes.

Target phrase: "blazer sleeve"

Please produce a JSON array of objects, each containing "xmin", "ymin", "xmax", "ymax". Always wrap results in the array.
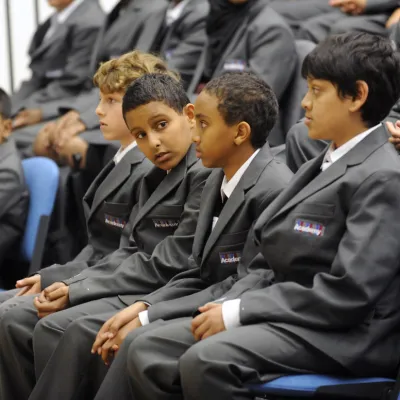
[
  {"xmin": 66, "ymin": 168, "xmax": 210, "ymax": 306},
  {"xmin": 247, "ymin": 12, "xmax": 297, "ymax": 100},
  {"xmin": 238, "ymin": 170, "xmax": 400, "ymax": 328},
  {"xmin": 0, "ymin": 169, "xmax": 24, "ymax": 220},
  {"xmin": 365, "ymin": 0, "xmax": 398, "ymax": 13}
]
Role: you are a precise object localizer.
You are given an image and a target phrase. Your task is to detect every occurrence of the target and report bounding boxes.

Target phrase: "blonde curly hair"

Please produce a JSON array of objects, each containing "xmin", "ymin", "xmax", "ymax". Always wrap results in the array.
[{"xmin": 93, "ymin": 50, "xmax": 179, "ymax": 94}]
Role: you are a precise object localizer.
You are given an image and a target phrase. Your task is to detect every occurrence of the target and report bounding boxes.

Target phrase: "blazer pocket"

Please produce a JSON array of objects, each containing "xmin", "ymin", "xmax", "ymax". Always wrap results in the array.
[
  {"xmin": 294, "ymin": 202, "xmax": 335, "ymax": 218},
  {"xmin": 216, "ymin": 229, "xmax": 250, "ymax": 247},
  {"xmin": 103, "ymin": 201, "xmax": 130, "ymax": 217},
  {"xmin": 149, "ymin": 204, "xmax": 184, "ymax": 219}
]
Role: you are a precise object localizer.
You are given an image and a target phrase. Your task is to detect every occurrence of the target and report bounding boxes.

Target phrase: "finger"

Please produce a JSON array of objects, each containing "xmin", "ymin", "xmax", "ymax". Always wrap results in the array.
[
  {"xmin": 200, "ymin": 328, "xmax": 214, "ymax": 341},
  {"xmin": 191, "ymin": 313, "xmax": 207, "ymax": 332},
  {"xmin": 396, "ymin": 143, "xmax": 400, "ymax": 151},
  {"xmin": 34, "ymin": 298, "xmax": 58, "ymax": 313},
  {"xmin": 46, "ymin": 287, "xmax": 67, "ymax": 301},
  {"xmin": 194, "ymin": 319, "xmax": 210, "ymax": 342},
  {"xmin": 38, "ymin": 291, "xmax": 47, "ymax": 303},
  {"xmin": 15, "ymin": 286, "xmax": 30, "ymax": 297},
  {"xmin": 92, "ymin": 334, "xmax": 109, "ymax": 354},
  {"xmin": 101, "ymin": 341, "xmax": 113, "ymax": 365},
  {"xmin": 16, "ymin": 277, "xmax": 35, "ymax": 288}
]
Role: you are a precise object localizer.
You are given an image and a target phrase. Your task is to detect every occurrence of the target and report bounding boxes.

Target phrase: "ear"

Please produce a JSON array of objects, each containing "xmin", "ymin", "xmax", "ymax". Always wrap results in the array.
[
  {"xmin": 233, "ymin": 121, "xmax": 251, "ymax": 146},
  {"xmin": 349, "ymin": 80, "xmax": 369, "ymax": 113},
  {"xmin": 184, "ymin": 104, "xmax": 196, "ymax": 130}
]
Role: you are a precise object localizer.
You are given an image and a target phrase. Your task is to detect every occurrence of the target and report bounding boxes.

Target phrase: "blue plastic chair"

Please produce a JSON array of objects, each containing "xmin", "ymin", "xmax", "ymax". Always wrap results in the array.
[
  {"xmin": 21, "ymin": 157, "xmax": 59, "ymax": 275},
  {"xmin": 248, "ymin": 373, "xmax": 399, "ymax": 399}
]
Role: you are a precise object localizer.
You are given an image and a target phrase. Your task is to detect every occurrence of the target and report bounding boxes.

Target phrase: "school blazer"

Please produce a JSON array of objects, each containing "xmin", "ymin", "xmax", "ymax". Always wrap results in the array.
[
  {"xmin": 140, "ymin": 144, "xmax": 293, "ymax": 323},
  {"xmin": 222, "ymin": 125, "xmax": 400, "ymax": 377},
  {"xmin": 0, "ymin": 138, "xmax": 29, "ymax": 270},
  {"xmin": 11, "ymin": 0, "xmax": 104, "ymax": 117},
  {"xmin": 187, "ymin": 1, "xmax": 296, "ymax": 146},
  {"xmin": 364, "ymin": 0, "xmax": 398, "ymax": 13},
  {"xmin": 162, "ymin": 0, "xmax": 209, "ymax": 89},
  {"xmin": 63, "ymin": 145, "xmax": 211, "ymax": 306},
  {"xmin": 38, "ymin": 146, "xmax": 151, "ymax": 289}
]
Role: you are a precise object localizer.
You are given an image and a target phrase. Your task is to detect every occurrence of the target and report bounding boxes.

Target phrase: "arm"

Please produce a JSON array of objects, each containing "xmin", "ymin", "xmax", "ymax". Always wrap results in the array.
[
  {"xmin": 0, "ymin": 169, "xmax": 25, "ymax": 220},
  {"xmin": 67, "ymin": 169, "xmax": 209, "ymax": 306},
  {"xmin": 238, "ymin": 171, "xmax": 400, "ymax": 328},
  {"xmin": 365, "ymin": 0, "xmax": 398, "ymax": 13}
]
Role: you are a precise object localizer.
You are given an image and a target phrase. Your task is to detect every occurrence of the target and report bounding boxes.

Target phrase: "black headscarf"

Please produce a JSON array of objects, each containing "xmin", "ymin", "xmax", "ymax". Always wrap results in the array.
[{"xmin": 204, "ymin": 0, "xmax": 254, "ymax": 80}]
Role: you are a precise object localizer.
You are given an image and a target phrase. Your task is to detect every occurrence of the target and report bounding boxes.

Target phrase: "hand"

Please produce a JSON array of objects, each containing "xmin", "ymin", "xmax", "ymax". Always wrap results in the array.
[
  {"xmin": 91, "ymin": 302, "xmax": 148, "ymax": 354},
  {"xmin": 36, "ymin": 121, "xmax": 57, "ymax": 151},
  {"xmin": 56, "ymin": 136, "xmax": 88, "ymax": 168},
  {"xmin": 34, "ymin": 282, "xmax": 69, "ymax": 318},
  {"xmin": 330, "ymin": 0, "xmax": 366, "ymax": 14},
  {"xmin": 191, "ymin": 303, "xmax": 225, "ymax": 341},
  {"xmin": 99, "ymin": 318, "xmax": 142, "ymax": 365},
  {"xmin": 54, "ymin": 111, "xmax": 86, "ymax": 150},
  {"xmin": 15, "ymin": 275, "xmax": 41, "ymax": 296},
  {"xmin": 387, "ymin": 120, "xmax": 400, "ymax": 150},
  {"xmin": 386, "ymin": 8, "xmax": 400, "ymax": 28},
  {"xmin": 13, "ymin": 109, "xmax": 43, "ymax": 128}
]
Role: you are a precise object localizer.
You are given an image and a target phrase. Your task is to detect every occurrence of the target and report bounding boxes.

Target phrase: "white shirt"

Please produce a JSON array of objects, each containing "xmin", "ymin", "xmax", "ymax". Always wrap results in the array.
[
  {"xmin": 166, "ymin": 0, "xmax": 190, "ymax": 26},
  {"xmin": 138, "ymin": 149, "xmax": 261, "ymax": 326},
  {"xmin": 113, "ymin": 141, "xmax": 137, "ymax": 165},
  {"xmin": 321, "ymin": 124, "xmax": 380, "ymax": 171},
  {"xmin": 44, "ymin": 0, "xmax": 85, "ymax": 41}
]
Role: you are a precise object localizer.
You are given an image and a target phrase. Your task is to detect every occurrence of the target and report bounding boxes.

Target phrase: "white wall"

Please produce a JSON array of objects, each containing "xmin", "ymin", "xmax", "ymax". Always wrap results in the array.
[{"xmin": 0, "ymin": 0, "xmax": 119, "ymax": 94}]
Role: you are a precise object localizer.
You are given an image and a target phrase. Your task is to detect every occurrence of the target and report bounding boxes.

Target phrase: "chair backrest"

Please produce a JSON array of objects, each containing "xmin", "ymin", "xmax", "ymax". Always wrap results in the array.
[{"xmin": 21, "ymin": 157, "xmax": 59, "ymax": 262}]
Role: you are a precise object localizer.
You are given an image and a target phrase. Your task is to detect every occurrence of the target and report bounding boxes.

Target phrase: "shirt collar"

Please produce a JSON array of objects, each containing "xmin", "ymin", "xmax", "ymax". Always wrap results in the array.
[
  {"xmin": 113, "ymin": 141, "xmax": 137, "ymax": 165},
  {"xmin": 166, "ymin": 0, "xmax": 190, "ymax": 26},
  {"xmin": 321, "ymin": 124, "xmax": 380, "ymax": 171},
  {"xmin": 220, "ymin": 149, "xmax": 260, "ymax": 200},
  {"xmin": 56, "ymin": 0, "xmax": 85, "ymax": 24}
]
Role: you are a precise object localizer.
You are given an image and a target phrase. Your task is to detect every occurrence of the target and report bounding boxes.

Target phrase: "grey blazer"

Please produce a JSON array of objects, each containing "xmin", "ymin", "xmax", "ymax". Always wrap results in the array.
[
  {"xmin": 12, "ymin": 0, "xmax": 104, "ymax": 117},
  {"xmin": 222, "ymin": 125, "xmax": 400, "ymax": 377},
  {"xmin": 140, "ymin": 144, "xmax": 293, "ymax": 323},
  {"xmin": 38, "ymin": 146, "xmax": 152, "ymax": 289},
  {"xmin": 187, "ymin": 2, "xmax": 297, "ymax": 146},
  {"xmin": 62, "ymin": 145, "xmax": 211, "ymax": 306},
  {"xmin": 364, "ymin": 0, "xmax": 398, "ymax": 13},
  {"xmin": 0, "ymin": 138, "xmax": 29, "ymax": 270}
]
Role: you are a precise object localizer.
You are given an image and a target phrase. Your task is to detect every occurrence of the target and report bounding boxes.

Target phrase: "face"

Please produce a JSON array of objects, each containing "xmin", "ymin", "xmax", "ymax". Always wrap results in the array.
[
  {"xmin": 301, "ymin": 78, "xmax": 356, "ymax": 142},
  {"xmin": 0, "ymin": 115, "xmax": 12, "ymax": 144},
  {"xmin": 96, "ymin": 91, "xmax": 135, "ymax": 148},
  {"xmin": 125, "ymin": 102, "xmax": 194, "ymax": 170},
  {"xmin": 193, "ymin": 91, "xmax": 238, "ymax": 168},
  {"xmin": 47, "ymin": 0, "xmax": 74, "ymax": 11}
]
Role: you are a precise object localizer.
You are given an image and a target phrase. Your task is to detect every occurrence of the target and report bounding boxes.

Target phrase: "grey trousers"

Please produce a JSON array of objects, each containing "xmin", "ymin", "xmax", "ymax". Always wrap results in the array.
[
  {"xmin": 94, "ymin": 318, "xmax": 347, "ymax": 400},
  {"xmin": 0, "ymin": 295, "xmax": 126, "ymax": 400},
  {"xmin": 297, "ymin": 9, "xmax": 390, "ymax": 43}
]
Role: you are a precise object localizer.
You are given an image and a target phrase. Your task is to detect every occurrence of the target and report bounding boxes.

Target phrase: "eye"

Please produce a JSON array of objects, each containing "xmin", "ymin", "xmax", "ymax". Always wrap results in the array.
[
  {"xmin": 311, "ymin": 87, "xmax": 320, "ymax": 95},
  {"xmin": 107, "ymin": 98, "xmax": 117, "ymax": 104},
  {"xmin": 200, "ymin": 121, "xmax": 207, "ymax": 129},
  {"xmin": 136, "ymin": 132, "xmax": 146, "ymax": 139},
  {"xmin": 157, "ymin": 121, "xmax": 168, "ymax": 130}
]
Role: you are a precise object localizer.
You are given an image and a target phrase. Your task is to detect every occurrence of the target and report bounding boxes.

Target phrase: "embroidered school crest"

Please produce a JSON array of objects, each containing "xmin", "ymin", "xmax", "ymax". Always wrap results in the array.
[
  {"xmin": 104, "ymin": 214, "xmax": 126, "ymax": 229},
  {"xmin": 293, "ymin": 219, "xmax": 325, "ymax": 237},
  {"xmin": 219, "ymin": 251, "xmax": 242, "ymax": 264},
  {"xmin": 152, "ymin": 219, "xmax": 180, "ymax": 229}
]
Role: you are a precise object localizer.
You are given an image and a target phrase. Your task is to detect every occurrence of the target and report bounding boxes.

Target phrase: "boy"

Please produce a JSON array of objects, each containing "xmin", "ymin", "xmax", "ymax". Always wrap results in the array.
[
  {"xmin": 122, "ymin": 33, "xmax": 400, "ymax": 400},
  {"xmin": 0, "ymin": 89, "xmax": 29, "ymax": 274},
  {"xmin": 1, "ymin": 51, "xmax": 171, "ymax": 302},
  {"xmin": 30, "ymin": 71, "xmax": 293, "ymax": 400},
  {"xmin": 0, "ymin": 74, "xmax": 210, "ymax": 400}
]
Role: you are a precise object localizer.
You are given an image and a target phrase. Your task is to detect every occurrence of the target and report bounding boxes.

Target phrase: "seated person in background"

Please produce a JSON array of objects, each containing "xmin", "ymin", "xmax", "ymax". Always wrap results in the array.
[
  {"xmin": 295, "ymin": 0, "xmax": 398, "ymax": 43},
  {"xmin": 186, "ymin": 0, "xmax": 297, "ymax": 147},
  {"xmin": 110, "ymin": 32, "xmax": 400, "ymax": 400},
  {"xmin": 27, "ymin": 71, "xmax": 293, "ymax": 400},
  {"xmin": 16, "ymin": 0, "xmax": 209, "ymax": 180},
  {"xmin": 0, "ymin": 74, "xmax": 211, "ymax": 400},
  {"xmin": 0, "ymin": 89, "xmax": 29, "ymax": 274},
  {"xmin": 0, "ymin": 51, "xmax": 178, "ymax": 303},
  {"xmin": 12, "ymin": 0, "xmax": 104, "ymax": 125}
]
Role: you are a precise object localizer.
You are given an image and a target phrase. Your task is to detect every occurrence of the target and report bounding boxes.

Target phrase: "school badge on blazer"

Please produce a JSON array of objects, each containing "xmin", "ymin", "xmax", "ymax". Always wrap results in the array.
[
  {"xmin": 219, "ymin": 251, "xmax": 242, "ymax": 264},
  {"xmin": 104, "ymin": 214, "xmax": 127, "ymax": 229},
  {"xmin": 294, "ymin": 219, "xmax": 325, "ymax": 237},
  {"xmin": 223, "ymin": 59, "xmax": 247, "ymax": 72},
  {"xmin": 152, "ymin": 219, "xmax": 180, "ymax": 229}
]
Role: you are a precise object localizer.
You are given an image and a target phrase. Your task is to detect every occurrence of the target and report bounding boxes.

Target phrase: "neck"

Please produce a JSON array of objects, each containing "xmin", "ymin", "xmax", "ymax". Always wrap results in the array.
[
  {"xmin": 332, "ymin": 121, "xmax": 370, "ymax": 149},
  {"xmin": 120, "ymin": 137, "xmax": 135, "ymax": 150},
  {"xmin": 223, "ymin": 144, "xmax": 256, "ymax": 181}
]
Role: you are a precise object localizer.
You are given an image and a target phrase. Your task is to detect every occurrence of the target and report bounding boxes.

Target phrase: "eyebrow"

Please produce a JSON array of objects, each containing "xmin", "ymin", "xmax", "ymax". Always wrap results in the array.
[
  {"xmin": 195, "ymin": 113, "xmax": 209, "ymax": 119},
  {"xmin": 129, "ymin": 113, "xmax": 168, "ymax": 132}
]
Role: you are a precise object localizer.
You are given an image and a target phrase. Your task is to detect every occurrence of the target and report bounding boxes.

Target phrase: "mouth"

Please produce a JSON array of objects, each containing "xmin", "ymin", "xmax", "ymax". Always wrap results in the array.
[
  {"xmin": 304, "ymin": 116, "xmax": 312, "ymax": 126},
  {"xmin": 195, "ymin": 147, "xmax": 202, "ymax": 158},
  {"xmin": 99, "ymin": 121, "xmax": 108, "ymax": 128},
  {"xmin": 155, "ymin": 152, "xmax": 172, "ymax": 164}
]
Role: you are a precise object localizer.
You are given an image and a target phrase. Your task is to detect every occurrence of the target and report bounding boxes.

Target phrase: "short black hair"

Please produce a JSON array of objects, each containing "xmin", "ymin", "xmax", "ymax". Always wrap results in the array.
[
  {"xmin": 0, "ymin": 88, "xmax": 11, "ymax": 119},
  {"xmin": 122, "ymin": 73, "xmax": 189, "ymax": 118},
  {"xmin": 203, "ymin": 71, "xmax": 278, "ymax": 148},
  {"xmin": 302, "ymin": 32, "xmax": 400, "ymax": 127}
]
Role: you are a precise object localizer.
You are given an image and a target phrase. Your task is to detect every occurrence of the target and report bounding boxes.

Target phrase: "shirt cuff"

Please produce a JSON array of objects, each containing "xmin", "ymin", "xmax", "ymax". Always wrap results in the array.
[
  {"xmin": 222, "ymin": 299, "xmax": 241, "ymax": 330},
  {"xmin": 138, "ymin": 310, "xmax": 150, "ymax": 326}
]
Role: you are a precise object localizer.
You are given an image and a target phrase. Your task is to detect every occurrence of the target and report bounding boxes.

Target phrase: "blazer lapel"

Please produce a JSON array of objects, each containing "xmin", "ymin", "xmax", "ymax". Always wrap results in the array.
[
  {"xmin": 192, "ymin": 169, "xmax": 224, "ymax": 262},
  {"xmin": 131, "ymin": 145, "xmax": 198, "ymax": 231}
]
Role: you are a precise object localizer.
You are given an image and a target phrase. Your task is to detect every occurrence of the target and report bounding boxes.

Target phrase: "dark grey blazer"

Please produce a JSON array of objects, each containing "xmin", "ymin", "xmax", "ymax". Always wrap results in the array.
[
  {"xmin": 62, "ymin": 145, "xmax": 211, "ymax": 306},
  {"xmin": 223, "ymin": 125, "xmax": 400, "ymax": 378},
  {"xmin": 140, "ymin": 144, "xmax": 293, "ymax": 322},
  {"xmin": 0, "ymin": 138, "xmax": 29, "ymax": 270},
  {"xmin": 38, "ymin": 146, "xmax": 152, "ymax": 289},
  {"xmin": 364, "ymin": 0, "xmax": 398, "ymax": 13},
  {"xmin": 12, "ymin": 0, "xmax": 104, "ymax": 117},
  {"xmin": 187, "ymin": 2, "xmax": 297, "ymax": 146}
]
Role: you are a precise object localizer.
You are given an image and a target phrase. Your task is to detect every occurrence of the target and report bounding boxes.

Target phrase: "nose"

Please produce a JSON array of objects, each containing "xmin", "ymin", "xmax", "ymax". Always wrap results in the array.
[
  {"xmin": 96, "ymin": 101, "xmax": 104, "ymax": 117},
  {"xmin": 192, "ymin": 127, "xmax": 201, "ymax": 144},
  {"xmin": 147, "ymin": 131, "xmax": 161, "ymax": 150},
  {"xmin": 301, "ymin": 91, "xmax": 312, "ymax": 111}
]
